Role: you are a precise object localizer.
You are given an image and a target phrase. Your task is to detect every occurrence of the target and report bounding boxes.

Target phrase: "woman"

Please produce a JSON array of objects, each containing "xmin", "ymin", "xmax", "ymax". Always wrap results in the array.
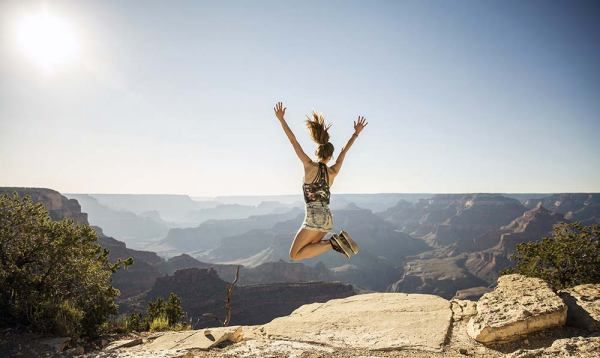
[{"xmin": 273, "ymin": 101, "xmax": 368, "ymax": 261}]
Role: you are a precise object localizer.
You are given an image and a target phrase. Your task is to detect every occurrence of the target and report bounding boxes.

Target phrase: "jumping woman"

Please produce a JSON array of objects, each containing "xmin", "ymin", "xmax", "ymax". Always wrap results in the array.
[{"xmin": 273, "ymin": 101, "xmax": 368, "ymax": 261}]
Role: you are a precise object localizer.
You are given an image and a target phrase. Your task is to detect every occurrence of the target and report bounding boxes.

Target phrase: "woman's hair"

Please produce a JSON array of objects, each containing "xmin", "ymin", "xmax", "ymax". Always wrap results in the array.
[{"xmin": 305, "ymin": 111, "xmax": 334, "ymax": 161}]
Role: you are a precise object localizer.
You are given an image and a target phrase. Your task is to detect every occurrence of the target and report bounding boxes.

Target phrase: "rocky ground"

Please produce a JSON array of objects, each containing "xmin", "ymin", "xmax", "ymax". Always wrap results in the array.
[{"xmin": 2, "ymin": 275, "xmax": 598, "ymax": 358}]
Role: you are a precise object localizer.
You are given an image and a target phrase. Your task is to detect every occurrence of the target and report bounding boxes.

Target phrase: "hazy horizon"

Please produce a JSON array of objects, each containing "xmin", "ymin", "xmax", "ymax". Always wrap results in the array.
[{"xmin": 1, "ymin": 0, "xmax": 599, "ymax": 196}]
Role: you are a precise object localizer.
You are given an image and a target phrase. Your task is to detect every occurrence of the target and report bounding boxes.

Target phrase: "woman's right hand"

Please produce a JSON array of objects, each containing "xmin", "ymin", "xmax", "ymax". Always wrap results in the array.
[
  {"xmin": 274, "ymin": 102, "xmax": 286, "ymax": 121},
  {"xmin": 353, "ymin": 115, "xmax": 368, "ymax": 135}
]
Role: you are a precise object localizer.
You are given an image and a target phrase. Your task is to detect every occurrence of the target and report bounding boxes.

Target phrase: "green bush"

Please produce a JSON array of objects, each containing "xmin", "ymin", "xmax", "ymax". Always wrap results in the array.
[
  {"xmin": 146, "ymin": 293, "xmax": 185, "ymax": 328},
  {"xmin": 107, "ymin": 293, "xmax": 187, "ymax": 334},
  {"xmin": 0, "ymin": 193, "xmax": 130, "ymax": 337},
  {"xmin": 503, "ymin": 222, "xmax": 600, "ymax": 290},
  {"xmin": 149, "ymin": 315, "xmax": 170, "ymax": 332},
  {"xmin": 125, "ymin": 311, "xmax": 148, "ymax": 332}
]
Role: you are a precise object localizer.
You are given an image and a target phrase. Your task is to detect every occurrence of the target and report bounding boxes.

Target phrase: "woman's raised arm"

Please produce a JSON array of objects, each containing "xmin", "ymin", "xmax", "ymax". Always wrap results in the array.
[
  {"xmin": 274, "ymin": 101, "xmax": 311, "ymax": 165},
  {"xmin": 330, "ymin": 115, "xmax": 368, "ymax": 174}
]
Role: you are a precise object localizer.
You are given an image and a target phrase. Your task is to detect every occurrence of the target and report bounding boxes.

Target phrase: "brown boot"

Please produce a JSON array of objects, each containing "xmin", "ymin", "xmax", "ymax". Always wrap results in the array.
[
  {"xmin": 337, "ymin": 229, "xmax": 359, "ymax": 255},
  {"xmin": 329, "ymin": 234, "xmax": 351, "ymax": 258}
]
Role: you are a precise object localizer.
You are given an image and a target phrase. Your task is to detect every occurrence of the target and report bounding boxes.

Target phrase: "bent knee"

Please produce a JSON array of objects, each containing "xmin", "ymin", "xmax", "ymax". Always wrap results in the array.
[{"xmin": 289, "ymin": 251, "xmax": 302, "ymax": 262}]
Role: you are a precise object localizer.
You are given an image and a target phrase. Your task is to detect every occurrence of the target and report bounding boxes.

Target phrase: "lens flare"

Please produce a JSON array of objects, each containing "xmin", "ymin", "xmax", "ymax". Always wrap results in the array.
[{"xmin": 16, "ymin": 10, "xmax": 80, "ymax": 73}]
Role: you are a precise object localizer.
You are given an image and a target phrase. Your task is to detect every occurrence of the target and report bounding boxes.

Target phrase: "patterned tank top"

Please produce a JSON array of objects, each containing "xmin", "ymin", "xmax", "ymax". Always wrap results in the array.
[{"xmin": 303, "ymin": 162, "xmax": 331, "ymax": 204}]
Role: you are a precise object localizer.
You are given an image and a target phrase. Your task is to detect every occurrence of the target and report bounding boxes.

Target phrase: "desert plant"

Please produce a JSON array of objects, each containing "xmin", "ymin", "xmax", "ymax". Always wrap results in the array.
[
  {"xmin": 164, "ymin": 293, "xmax": 184, "ymax": 326},
  {"xmin": 149, "ymin": 315, "xmax": 170, "ymax": 332},
  {"xmin": 125, "ymin": 311, "xmax": 148, "ymax": 332},
  {"xmin": 502, "ymin": 222, "xmax": 600, "ymax": 290},
  {"xmin": 145, "ymin": 293, "xmax": 186, "ymax": 329},
  {"xmin": 146, "ymin": 297, "xmax": 166, "ymax": 323}
]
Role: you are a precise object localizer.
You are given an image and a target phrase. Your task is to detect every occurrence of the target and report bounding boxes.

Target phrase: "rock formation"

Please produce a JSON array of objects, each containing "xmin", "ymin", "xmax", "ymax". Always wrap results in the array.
[
  {"xmin": 161, "ymin": 207, "xmax": 302, "ymax": 252},
  {"xmin": 465, "ymin": 204, "xmax": 566, "ymax": 284},
  {"xmin": 467, "ymin": 274, "xmax": 567, "ymax": 343},
  {"xmin": 262, "ymin": 292, "xmax": 453, "ymax": 352},
  {"xmin": 389, "ymin": 254, "xmax": 488, "ymax": 299},
  {"xmin": 379, "ymin": 194, "xmax": 527, "ymax": 249},
  {"xmin": 0, "ymin": 187, "xmax": 88, "ymax": 224},
  {"xmin": 523, "ymin": 193, "xmax": 600, "ymax": 225},
  {"xmin": 65, "ymin": 193, "xmax": 170, "ymax": 246},
  {"xmin": 558, "ymin": 284, "xmax": 600, "ymax": 332}
]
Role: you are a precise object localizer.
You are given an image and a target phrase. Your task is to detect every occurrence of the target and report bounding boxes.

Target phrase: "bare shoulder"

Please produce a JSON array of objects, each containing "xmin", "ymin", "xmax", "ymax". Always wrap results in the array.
[{"xmin": 304, "ymin": 159, "xmax": 321, "ymax": 168}]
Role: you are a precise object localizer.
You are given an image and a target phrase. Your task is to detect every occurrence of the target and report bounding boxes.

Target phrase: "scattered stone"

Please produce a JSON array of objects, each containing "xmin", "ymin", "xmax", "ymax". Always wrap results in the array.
[
  {"xmin": 262, "ymin": 292, "xmax": 452, "ymax": 352},
  {"xmin": 467, "ymin": 274, "xmax": 567, "ymax": 343},
  {"xmin": 39, "ymin": 337, "xmax": 71, "ymax": 352},
  {"xmin": 559, "ymin": 283, "xmax": 600, "ymax": 332},
  {"xmin": 459, "ymin": 347, "xmax": 469, "ymax": 355},
  {"xmin": 144, "ymin": 326, "xmax": 243, "ymax": 351},
  {"xmin": 104, "ymin": 338, "xmax": 143, "ymax": 351},
  {"xmin": 507, "ymin": 336, "xmax": 600, "ymax": 357}
]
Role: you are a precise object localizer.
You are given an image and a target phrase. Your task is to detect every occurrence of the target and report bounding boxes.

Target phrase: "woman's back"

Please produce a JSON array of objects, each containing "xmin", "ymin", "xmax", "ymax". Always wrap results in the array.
[
  {"xmin": 302, "ymin": 161, "xmax": 336, "ymax": 185},
  {"xmin": 303, "ymin": 161, "xmax": 335, "ymax": 204}
]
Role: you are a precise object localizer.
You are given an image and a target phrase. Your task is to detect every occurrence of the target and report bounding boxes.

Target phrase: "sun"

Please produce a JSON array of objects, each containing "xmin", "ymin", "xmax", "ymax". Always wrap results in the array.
[{"xmin": 15, "ymin": 10, "xmax": 80, "ymax": 73}]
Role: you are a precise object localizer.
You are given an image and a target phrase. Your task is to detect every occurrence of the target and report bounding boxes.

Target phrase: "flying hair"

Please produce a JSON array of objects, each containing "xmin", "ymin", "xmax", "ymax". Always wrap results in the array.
[{"xmin": 305, "ymin": 111, "xmax": 334, "ymax": 160}]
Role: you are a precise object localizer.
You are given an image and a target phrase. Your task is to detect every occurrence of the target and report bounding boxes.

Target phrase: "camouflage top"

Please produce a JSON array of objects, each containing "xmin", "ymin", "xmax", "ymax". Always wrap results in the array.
[{"xmin": 303, "ymin": 162, "xmax": 331, "ymax": 204}]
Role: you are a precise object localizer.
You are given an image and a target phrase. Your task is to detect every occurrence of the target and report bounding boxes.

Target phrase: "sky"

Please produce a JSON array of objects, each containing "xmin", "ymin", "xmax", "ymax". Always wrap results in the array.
[{"xmin": 1, "ymin": 0, "xmax": 599, "ymax": 196}]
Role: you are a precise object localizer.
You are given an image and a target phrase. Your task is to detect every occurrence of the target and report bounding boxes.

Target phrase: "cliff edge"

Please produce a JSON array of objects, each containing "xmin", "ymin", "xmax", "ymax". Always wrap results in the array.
[{"xmin": 77, "ymin": 276, "xmax": 599, "ymax": 357}]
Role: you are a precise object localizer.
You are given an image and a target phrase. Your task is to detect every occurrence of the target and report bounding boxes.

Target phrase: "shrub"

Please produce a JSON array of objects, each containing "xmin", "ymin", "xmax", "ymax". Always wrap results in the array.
[
  {"xmin": 108, "ymin": 293, "xmax": 188, "ymax": 334},
  {"xmin": 502, "ymin": 222, "xmax": 600, "ymax": 290},
  {"xmin": 149, "ymin": 315, "xmax": 170, "ymax": 332},
  {"xmin": 0, "ymin": 193, "xmax": 130, "ymax": 337},
  {"xmin": 125, "ymin": 311, "xmax": 148, "ymax": 332},
  {"xmin": 165, "ymin": 293, "xmax": 184, "ymax": 326},
  {"xmin": 146, "ymin": 293, "xmax": 185, "ymax": 328}
]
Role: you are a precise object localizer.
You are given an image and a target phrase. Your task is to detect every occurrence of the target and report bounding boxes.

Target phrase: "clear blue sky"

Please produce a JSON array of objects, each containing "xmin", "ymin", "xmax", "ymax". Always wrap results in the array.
[{"xmin": 1, "ymin": 0, "xmax": 599, "ymax": 196}]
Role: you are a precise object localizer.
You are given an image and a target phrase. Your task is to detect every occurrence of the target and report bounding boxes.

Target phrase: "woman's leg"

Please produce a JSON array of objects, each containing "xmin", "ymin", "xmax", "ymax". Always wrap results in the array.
[{"xmin": 289, "ymin": 228, "xmax": 332, "ymax": 261}]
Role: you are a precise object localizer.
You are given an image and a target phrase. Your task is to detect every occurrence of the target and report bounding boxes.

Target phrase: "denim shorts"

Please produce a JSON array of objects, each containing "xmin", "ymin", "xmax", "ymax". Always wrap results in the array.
[{"xmin": 301, "ymin": 201, "xmax": 333, "ymax": 233}]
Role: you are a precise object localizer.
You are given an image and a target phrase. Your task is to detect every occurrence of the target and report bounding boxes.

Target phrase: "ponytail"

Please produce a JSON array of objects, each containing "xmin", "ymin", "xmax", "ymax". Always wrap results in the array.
[{"xmin": 305, "ymin": 111, "xmax": 334, "ymax": 160}]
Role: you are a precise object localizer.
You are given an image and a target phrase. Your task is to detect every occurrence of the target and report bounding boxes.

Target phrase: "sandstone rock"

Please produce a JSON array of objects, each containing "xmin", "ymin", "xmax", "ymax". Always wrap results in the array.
[
  {"xmin": 451, "ymin": 299, "xmax": 477, "ymax": 321},
  {"xmin": 507, "ymin": 336, "xmax": 600, "ymax": 357},
  {"xmin": 559, "ymin": 284, "xmax": 600, "ymax": 331},
  {"xmin": 144, "ymin": 326, "xmax": 243, "ymax": 351},
  {"xmin": 467, "ymin": 274, "xmax": 567, "ymax": 343},
  {"xmin": 262, "ymin": 292, "xmax": 452, "ymax": 352},
  {"xmin": 104, "ymin": 338, "xmax": 143, "ymax": 350}
]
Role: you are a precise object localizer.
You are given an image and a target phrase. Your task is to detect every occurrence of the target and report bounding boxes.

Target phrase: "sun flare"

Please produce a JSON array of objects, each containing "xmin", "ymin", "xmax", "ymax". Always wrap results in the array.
[{"xmin": 15, "ymin": 10, "xmax": 80, "ymax": 73}]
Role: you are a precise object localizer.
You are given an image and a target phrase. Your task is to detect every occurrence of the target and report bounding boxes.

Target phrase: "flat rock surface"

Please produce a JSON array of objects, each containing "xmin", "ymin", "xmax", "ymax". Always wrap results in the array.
[
  {"xmin": 261, "ymin": 292, "xmax": 452, "ymax": 352},
  {"xmin": 559, "ymin": 284, "xmax": 600, "ymax": 332},
  {"xmin": 467, "ymin": 274, "xmax": 567, "ymax": 343}
]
